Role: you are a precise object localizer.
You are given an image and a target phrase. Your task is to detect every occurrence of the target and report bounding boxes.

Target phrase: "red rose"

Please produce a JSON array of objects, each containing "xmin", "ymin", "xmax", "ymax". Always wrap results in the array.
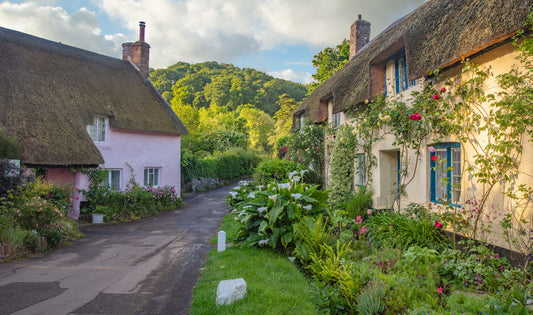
[
  {"xmin": 433, "ymin": 94, "xmax": 441, "ymax": 100},
  {"xmin": 441, "ymin": 87, "xmax": 446, "ymax": 93},
  {"xmin": 435, "ymin": 221, "xmax": 443, "ymax": 229},
  {"xmin": 431, "ymin": 155, "xmax": 437, "ymax": 162}
]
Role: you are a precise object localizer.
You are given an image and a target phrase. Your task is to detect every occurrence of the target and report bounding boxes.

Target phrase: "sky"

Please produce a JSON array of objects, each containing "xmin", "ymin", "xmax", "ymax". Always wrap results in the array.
[{"xmin": 0, "ymin": 0, "xmax": 426, "ymax": 84}]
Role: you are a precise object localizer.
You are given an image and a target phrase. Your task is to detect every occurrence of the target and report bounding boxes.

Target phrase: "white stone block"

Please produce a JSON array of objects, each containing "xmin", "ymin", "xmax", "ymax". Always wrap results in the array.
[
  {"xmin": 216, "ymin": 278, "xmax": 247, "ymax": 306},
  {"xmin": 218, "ymin": 230, "xmax": 226, "ymax": 252}
]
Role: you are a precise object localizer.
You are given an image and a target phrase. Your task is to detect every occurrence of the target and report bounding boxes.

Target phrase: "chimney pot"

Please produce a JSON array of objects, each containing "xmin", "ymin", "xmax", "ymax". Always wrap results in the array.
[{"xmin": 139, "ymin": 21, "xmax": 146, "ymax": 42}]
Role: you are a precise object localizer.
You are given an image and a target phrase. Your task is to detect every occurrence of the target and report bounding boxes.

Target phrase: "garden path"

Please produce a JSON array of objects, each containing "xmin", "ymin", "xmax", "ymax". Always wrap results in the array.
[{"xmin": 0, "ymin": 184, "xmax": 233, "ymax": 315}]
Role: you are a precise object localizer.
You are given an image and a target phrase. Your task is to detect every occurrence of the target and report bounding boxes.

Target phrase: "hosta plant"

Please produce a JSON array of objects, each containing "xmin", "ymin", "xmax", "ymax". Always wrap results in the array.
[{"xmin": 231, "ymin": 171, "xmax": 329, "ymax": 251}]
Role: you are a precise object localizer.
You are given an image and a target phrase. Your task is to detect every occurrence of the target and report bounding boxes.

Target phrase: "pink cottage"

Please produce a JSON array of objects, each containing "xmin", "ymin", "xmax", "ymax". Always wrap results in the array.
[{"xmin": 0, "ymin": 22, "xmax": 188, "ymax": 219}]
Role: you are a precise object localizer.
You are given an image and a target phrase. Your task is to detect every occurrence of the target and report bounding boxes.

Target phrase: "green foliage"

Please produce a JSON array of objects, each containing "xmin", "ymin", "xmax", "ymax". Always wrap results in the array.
[
  {"xmin": 83, "ymin": 183, "xmax": 182, "ymax": 222},
  {"xmin": 293, "ymin": 215, "xmax": 331, "ymax": 265},
  {"xmin": 231, "ymin": 177, "xmax": 329, "ymax": 252},
  {"xmin": 337, "ymin": 186, "xmax": 373, "ymax": 220},
  {"xmin": 286, "ymin": 119, "xmax": 325, "ymax": 184},
  {"xmin": 252, "ymin": 159, "xmax": 304, "ymax": 186},
  {"xmin": 151, "ymin": 61, "xmax": 307, "ymax": 116},
  {"xmin": 0, "ymin": 130, "xmax": 22, "ymax": 159},
  {"xmin": 437, "ymin": 241, "xmax": 523, "ymax": 293},
  {"xmin": 367, "ymin": 206, "xmax": 451, "ymax": 251},
  {"xmin": 355, "ymin": 280, "xmax": 387, "ymax": 315},
  {"xmin": 309, "ymin": 39, "xmax": 350, "ymax": 93},
  {"xmin": 182, "ymin": 148, "xmax": 260, "ymax": 184},
  {"xmin": 328, "ymin": 124, "xmax": 357, "ymax": 207}
]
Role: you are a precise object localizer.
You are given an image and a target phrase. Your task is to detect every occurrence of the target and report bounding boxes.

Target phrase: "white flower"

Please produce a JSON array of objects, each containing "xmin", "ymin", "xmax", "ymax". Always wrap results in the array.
[
  {"xmin": 291, "ymin": 193, "xmax": 302, "ymax": 200},
  {"xmin": 256, "ymin": 185, "xmax": 265, "ymax": 190},
  {"xmin": 258, "ymin": 239, "xmax": 269, "ymax": 246},
  {"xmin": 288, "ymin": 257, "xmax": 296, "ymax": 262},
  {"xmin": 247, "ymin": 193, "xmax": 255, "ymax": 199},
  {"xmin": 299, "ymin": 169, "xmax": 309, "ymax": 175},
  {"xmin": 278, "ymin": 183, "xmax": 290, "ymax": 190},
  {"xmin": 287, "ymin": 171, "xmax": 298, "ymax": 179},
  {"xmin": 268, "ymin": 194, "xmax": 278, "ymax": 202},
  {"xmin": 257, "ymin": 206, "xmax": 267, "ymax": 213},
  {"xmin": 243, "ymin": 205, "xmax": 252, "ymax": 210},
  {"xmin": 303, "ymin": 204, "xmax": 313, "ymax": 211},
  {"xmin": 290, "ymin": 176, "xmax": 301, "ymax": 182},
  {"xmin": 297, "ymin": 203, "xmax": 302, "ymax": 208},
  {"xmin": 229, "ymin": 191, "xmax": 238, "ymax": 197}
]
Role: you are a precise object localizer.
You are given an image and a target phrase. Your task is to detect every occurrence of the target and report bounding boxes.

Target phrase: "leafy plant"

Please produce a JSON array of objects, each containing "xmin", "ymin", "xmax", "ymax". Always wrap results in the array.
[{"xmin": 234, "ymin": 176, "xmax": 329, "ymax": 251}]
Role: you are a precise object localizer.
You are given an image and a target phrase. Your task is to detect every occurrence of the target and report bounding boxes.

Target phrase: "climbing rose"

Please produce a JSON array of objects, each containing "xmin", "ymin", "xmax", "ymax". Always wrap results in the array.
[
  {"xmin": 441, "ymin": 87, "xmax": 446, "ymax": 92},
  {"xmin": 431, "ymin": 155, "xmax": 438, "ymax": 162},
  {"xmin": 435, "ymin": 221, "xmax": 443, "ymax": 229},
  {"xmin": 428, "ymin": 146, "xmax": 436, "ymax": 153},
  {"xmin": 433, "ymin": 93, "xmax": 441, "ymax": 100},
  {"xmin": 409, "ymin": 113, "xmax": 422, "ymax": 121}
]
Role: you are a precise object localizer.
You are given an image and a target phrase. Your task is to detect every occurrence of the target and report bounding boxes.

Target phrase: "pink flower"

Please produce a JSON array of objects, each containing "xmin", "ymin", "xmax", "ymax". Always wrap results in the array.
[
  {"xmin": 360, "ymin": 226, "xmax": 367, "ymax": 234},
  {"xmin": 409, "ymin": 113, "xmax": 422, "ymax": 121},
  {"xmin": 428, "ymin": 146, "xmax": 436, "ymax": 153},
  {"xmin": 46, "ymin": 192, "xmax": 50, "ymax": 199},
  {"xmin": 431, "ymin": 155, "xmax": 438, "ymax": 162},
  {"xmin": 433, "ymin": 93, "xmax": 441, "ymax": 100},
  {"xmin": 367, "ymin": 209, "xmax": 372, "ymax": 215},
  {"xmin": 356, "ymin": 216, "xmax": 363, "ymax": 225},
  {"xmin": 440, "ymin": 87, "xmax": 446, "ymax": 93},
  {"xmin": 437, "ymin": 287, "xmax": 443, "ymax": 294},
  {"xmin": 435, "ymin": 221, "xmax": 443, "ymax": 229}
]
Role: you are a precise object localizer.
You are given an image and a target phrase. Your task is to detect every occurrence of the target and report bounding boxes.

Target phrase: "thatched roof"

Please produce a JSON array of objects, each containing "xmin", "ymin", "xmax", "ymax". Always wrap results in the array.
[
  {"xmin": 0, "ymin": 26, "xmax": 187, "ymax": 167},
  {"xmin": 299, "ymin": 0, "xmax": 533, "ymax": 123}
]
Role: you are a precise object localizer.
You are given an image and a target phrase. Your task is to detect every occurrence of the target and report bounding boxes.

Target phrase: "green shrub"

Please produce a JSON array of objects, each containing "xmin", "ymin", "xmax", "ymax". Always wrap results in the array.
[
  {"xmin": 367, "ymin": 207, "xmax": 450, "ymax": 251},
  {"xmin": 182, "ymin": 148, "xmax": 260, "ymax": 184},
  {"xmin": 252, "ymin": 159, "xmax": 303, "ymax": 185},
  {"xmin": 356, "ymin": 280, "xmax": 387, "ymax": 315},
  {"xmin": 338, "ymin": 186, "xmax": 373, "ymax": 220}
]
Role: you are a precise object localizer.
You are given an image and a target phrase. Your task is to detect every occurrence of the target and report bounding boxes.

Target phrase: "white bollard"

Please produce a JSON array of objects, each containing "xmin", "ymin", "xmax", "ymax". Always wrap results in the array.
[{"xmin": 218, "ymin": 230, "xmax": 226, "ymax": 252}]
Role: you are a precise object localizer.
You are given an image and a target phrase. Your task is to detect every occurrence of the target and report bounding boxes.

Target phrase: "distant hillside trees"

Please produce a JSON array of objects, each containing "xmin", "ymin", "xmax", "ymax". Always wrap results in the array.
[
  {"xmin": 150, "ymin": 61, "xmax": 307, "ymax": 116},
  {"xmin": 150, "ymin": 61, "xmax": 306, "ymax": 156}
]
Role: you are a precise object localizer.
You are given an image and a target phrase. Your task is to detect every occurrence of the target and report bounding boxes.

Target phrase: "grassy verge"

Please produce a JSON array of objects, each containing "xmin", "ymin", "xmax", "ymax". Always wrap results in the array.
[{"xmin": 190, "ymin": 213, "xmax": 319, "ymax": 315}]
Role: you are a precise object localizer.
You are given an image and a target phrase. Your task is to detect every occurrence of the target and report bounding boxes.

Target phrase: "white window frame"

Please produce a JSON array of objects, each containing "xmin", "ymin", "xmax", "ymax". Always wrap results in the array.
[
  {"xmin": 102, "ymin": 169, "xmax": 121, "ymax": 191},
  {"xmin": 88, "ymin": 116, "xmax": 108, "ymax": 142},
  {"xmin": 144, "ymin": 168, "xmax": 160, "ymax": 187}
]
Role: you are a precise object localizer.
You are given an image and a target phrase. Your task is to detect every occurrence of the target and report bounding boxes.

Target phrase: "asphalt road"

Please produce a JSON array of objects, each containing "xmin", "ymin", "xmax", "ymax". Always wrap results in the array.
[{"xmin": 0, "ymin": 184, "xmax": 234, "ymax": 315}]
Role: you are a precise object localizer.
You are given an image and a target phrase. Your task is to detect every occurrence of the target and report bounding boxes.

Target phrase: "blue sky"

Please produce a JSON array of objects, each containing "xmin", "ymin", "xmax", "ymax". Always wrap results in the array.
[{"xmin": 0, "ymin": 0, "xmax": 425, "ymax": 84}]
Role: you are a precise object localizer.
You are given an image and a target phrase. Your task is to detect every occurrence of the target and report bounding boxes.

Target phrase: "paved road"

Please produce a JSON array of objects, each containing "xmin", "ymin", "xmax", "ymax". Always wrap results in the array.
[{"xmin": 0, "ymin": 184, "xmax": 233, "ymax": 315}]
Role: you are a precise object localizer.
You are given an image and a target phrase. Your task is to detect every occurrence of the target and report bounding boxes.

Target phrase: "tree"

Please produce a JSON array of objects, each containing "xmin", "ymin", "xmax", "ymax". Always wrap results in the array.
[
  {"xmin": 269, "ymin": 94, "xmax": 299, "ymax": 148},
  {"xmin": 309, "ymin": 39, "xmax": 350, "ymax": 93},
  {"xmin": 238, "ymin": 105, "xmax": 275, "ymax": 152}
]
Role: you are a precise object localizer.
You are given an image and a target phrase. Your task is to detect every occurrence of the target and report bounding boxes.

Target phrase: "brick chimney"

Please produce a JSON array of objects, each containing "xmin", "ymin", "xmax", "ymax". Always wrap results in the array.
[
  {"xmin": 122, "ymin": 21, "xmax": 151, "ymax": 79},
  {"xmin": 350, "ymin": 15, "xmax": 371, "ymax": 59}
]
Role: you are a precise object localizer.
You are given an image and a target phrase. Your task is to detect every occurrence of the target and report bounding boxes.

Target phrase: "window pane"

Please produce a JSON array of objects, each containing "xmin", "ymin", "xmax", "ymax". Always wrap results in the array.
[
  {"xmin": 451, "ymin": 148, "xmax": 461, "ymax": 203},
  {"xmin": 434, "ymin": 149, "xmax": 447, "ymax": 201},
  {"xmin": 397, "ymin": 56, "xmax": 407, "ymax": 92},
  {"xmin": 355, "ymin": 154, "xmax": 366, "ymax": 186},
  {"xmin": 111, "ymin": 170, "xmax": 120, "ymax": 190}
]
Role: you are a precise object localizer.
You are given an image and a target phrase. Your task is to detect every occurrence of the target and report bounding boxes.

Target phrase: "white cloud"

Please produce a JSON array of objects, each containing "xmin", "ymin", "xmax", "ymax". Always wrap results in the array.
[
  {"xmin": 0, "ymin": 2, "xmax": 119, "ymax": 56},
  {"xmin": 269, "ymin": 69, "xmax": 314, "ymax": 85},
  {"xmin": 0, "ymin": 0, "xmax": 426, "ymax": 70}
]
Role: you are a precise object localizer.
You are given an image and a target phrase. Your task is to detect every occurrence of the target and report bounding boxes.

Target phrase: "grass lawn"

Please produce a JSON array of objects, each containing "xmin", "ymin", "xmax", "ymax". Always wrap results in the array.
[{"xmin": 190, "ymin": 213, "xmax": 319, "ymax": 315}]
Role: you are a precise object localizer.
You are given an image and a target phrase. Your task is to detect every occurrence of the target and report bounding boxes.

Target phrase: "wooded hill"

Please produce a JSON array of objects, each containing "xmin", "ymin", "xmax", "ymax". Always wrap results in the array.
[{"xmin": 149, "ymin": 61, "xmax": 308, "ymax": 116}]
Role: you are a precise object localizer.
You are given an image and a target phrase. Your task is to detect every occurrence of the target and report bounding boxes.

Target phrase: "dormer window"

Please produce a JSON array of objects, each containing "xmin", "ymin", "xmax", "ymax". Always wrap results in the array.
[
  {"xmin": 331, "ymin": 112, "xmax": 341, "ymax": 129},
  {"xmin": 88, "ymin": 116, "xmax": 107, "ymax": 142},
  {"xmin": 385, "ymin": 50, "xmax": 416, "ymax": 96}
]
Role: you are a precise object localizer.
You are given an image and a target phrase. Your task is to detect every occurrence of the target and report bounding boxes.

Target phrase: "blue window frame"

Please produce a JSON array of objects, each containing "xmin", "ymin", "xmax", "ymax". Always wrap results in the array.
[
  {"xmin": 384, "ymin": 51, "xmax": 418, "ymax": 97},
  {"xmin": 430, "ymin": 143, "xmax": 461, "ymax": 205}
]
